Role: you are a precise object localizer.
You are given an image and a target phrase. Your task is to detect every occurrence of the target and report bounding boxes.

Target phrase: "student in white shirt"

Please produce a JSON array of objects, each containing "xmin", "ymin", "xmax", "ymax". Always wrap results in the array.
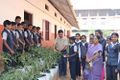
[
  {"xmin": 31, "ymin": 26, "xmax": 39, "ymax": 46},
  {"xmin": 107, "ymin": 33, "xmax": 119, "ymax": 80},
  {"xmin": 24, "ymin": 24, "xmax": 34, "ymax": 51},
  {"xmin": 11, "ymin": 22, "xmax": 19, "ymax": 50},
  {"xmin": 81, "ymin": 35, "xmax": 88, "ymax": 71},
  {"xmin": 15, "ymin": 16, "xmax": 21, "ymax": 24},
  {"xmin": 16, "ymin": 23, "xmax": 25, "ymax": 52},
  {"xmin": 2, "ymin": 20, "xmax": 15, "ymax": 55},
  {"xmin": 68, "ymin": 36, "xmax": 77, "ymax": 80},
  {"xmin": 75, "ymin": 33, "xmax": 81, "ymax": 79}
]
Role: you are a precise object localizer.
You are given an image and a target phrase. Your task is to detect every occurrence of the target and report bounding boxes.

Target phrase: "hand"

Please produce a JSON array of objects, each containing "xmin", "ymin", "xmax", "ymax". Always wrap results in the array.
[
  {"xmin": 55, "ymin": 49, "xmax": 60, "ymax": 52},
  {"xmin": 63, "ymin": 55, "xmax": 67, "ymax": 58},
  {"xmin": 86, "ymin": 58, "xmax": 90, "ymax": 63},
  {"xmin": 63, "ymin": 54, "xmax": 69, "ymax": 58},
  {"xmin": 10, "ymin": 50, "xmax": 15, "ymax": 55},
  {"xmin": 17, "ymin": 44, "xmax": 19, "ymax": 47},
  {"xmin": 32, "ymin": 43, "xmax": 34, "ymax": 46},
  {"xmin": 30, "ymin": 44, "xmax": 33, "ymax": 47},
  {"xmin": 89, "ymin": 61, "xmax": 93, "ymax": 70},
  {"xmin": 23, "ymin": 43, "xmax": 25, "ymax": 46},
  {"xmin": 115, "ymin": 68, "xmax": 118, "ymax": 73}
]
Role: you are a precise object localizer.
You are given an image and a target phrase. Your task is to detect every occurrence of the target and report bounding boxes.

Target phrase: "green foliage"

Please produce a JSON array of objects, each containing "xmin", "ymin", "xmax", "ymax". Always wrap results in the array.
[{"xmin": 0, "ymin": 47, "xmax": 60, "ymax": 80}]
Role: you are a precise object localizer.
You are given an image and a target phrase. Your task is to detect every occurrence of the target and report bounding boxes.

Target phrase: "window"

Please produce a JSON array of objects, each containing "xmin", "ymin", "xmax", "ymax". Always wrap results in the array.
[
  {"xmin": 54, "ymin": 12, "xmax": 57, "ymax": 17},
  {"xmin": 45, "ymin": 21, "xmax": 49, "ymax": 40},
  {"xmin": 54, "ymin": 25, "xmax": 57, "ymax": 39},
  {"xmin": 24, "ymin": 11, "xmax": 33, "ymax": 24},
  {"xmin": 45, "ymin": 4, "xmax": 49, "ymax": 11}
]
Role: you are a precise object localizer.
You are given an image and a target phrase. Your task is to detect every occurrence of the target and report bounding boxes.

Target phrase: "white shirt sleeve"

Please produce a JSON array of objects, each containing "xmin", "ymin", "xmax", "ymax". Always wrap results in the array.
[
  {"xmin": 16, "ymin": 31, "xmax": 19, "ymax": 39},
  {"xmin": 24, "ymin": 31, "xmax": 28, "ymax": 38},
  {"xmin": 31, "ymin": 34, "xmax": 33, "ymax": 39},
  {"xmin": 118, "ymin": 52, "xmax": 120, "ymax": 63},
  {"xmin": 2, "ymin": 32, "xmax": 7, "ymax": 40},
  {"xmin": 79, "ymin": 45, "xmax": 81, "ymax": 58},
  {"xmin": 74, "ymin": 45, "xmax": 77, "ymax": 52}
]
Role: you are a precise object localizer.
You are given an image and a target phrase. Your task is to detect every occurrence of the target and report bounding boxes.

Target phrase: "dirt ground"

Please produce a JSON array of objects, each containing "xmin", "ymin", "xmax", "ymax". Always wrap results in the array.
[{"xmin": 53, "ymin": 62, "xmax": 83, "ymax": 80}]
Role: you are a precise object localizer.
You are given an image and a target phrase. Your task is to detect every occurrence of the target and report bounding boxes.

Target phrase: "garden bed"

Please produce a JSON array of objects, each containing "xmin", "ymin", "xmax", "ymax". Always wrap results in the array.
[{"xmin": 0, "ymin": 47, "xmax": 61, "ymax": 80}]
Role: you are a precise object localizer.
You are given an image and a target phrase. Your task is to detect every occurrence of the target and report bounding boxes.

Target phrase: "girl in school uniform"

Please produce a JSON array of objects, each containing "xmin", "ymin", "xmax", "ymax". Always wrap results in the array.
[
  {"xmin": 68, "ymin": 36, "xmax": 77, "ymax": 80},
  {"xmin": 106, "ymin": 33, "xmax": 120, "ymax": 80},
  {"xmin": 81, "ymin": 35, "xmax": 88, "ymax": 71}
]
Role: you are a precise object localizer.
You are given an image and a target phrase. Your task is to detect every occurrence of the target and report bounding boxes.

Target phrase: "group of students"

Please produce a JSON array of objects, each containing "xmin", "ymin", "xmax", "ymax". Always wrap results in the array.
[
  {"xmin": 55, "ymin": 29, "xmax": 120, "ymax": 80},
  {"xmin": 2, "ymin": 16, "xmax": 42, "ymax": 56},
  {"xmin": 1, "ymin": 16, "xmax": 120, "ymax": 80}
]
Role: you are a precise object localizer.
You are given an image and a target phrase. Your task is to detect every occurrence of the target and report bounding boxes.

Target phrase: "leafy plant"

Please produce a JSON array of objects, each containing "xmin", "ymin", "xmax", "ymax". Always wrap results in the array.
[{"xmin": 0, "ymin": 47, "xmax": 61, "ymax": 80}]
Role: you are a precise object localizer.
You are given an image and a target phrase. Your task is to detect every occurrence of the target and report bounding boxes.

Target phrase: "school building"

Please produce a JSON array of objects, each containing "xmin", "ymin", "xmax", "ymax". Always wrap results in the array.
[
  {"xmin": 75, "ymin": 9, "xmax": 120, "ymax": 30},
  {"xmin": 71, "ymin": 9, "xmax": 120, "ymax": 37},
  {"xmin": 0, "ymin": 0, "xmax": 79, "ymax": 51}
]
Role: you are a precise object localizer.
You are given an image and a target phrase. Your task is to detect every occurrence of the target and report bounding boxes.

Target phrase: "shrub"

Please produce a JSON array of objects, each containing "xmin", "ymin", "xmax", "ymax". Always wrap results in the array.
[{"xmin": 0, "ymin": 47, "xmax": 61, "ymax": 80}]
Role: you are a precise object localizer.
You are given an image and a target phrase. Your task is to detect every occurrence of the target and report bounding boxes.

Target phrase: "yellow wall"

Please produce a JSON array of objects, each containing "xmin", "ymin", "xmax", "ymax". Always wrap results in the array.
[
  {"xmin": 0, "ymin": 0, "xmax": 24, "ymax": 22},
  {"xmin": 0, "ymin": 0, "xmax": 72, "ymax": 47},
  {"xmin": 24, "ymin": 0, "xmax": 71, "ymax": 40},
  {"xmin": 0, "ymin": 0, "xmax": 72, "ymax": 36}
]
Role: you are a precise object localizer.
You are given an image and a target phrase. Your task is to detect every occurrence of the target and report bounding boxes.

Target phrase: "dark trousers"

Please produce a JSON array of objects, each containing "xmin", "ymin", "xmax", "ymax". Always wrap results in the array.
[
  {"xmin": 58, "ymin": 56, "xmax": 67, "ymax": 76},
  {"xmin": 81, "ymin": 57, "xmax": 86, "ymax": 71},
  {"xmin": 69, "ymin": 61, "xmax": 76, "ymax": 80},
  {"xmin": 102, "ymin": 52, "xmax": 105, "ymax": 62},
  {"xmin": 76, "ymin": 57, "xmax": 81, "ymax": 77},
  {"xmin": 107, "ymin": 64, "xmax": 117, "ymax": 80}
]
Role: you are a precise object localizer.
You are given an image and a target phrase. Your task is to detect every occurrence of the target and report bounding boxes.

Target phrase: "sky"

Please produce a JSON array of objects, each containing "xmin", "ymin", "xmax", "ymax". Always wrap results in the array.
[{"xmin": 71, "ymin": 0, "xmax": 120, "ymax": 10}]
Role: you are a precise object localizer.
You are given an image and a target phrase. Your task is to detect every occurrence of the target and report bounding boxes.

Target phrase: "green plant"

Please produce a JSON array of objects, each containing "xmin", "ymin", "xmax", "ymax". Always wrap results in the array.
[{"xmin": 0, "ymin": 47, "xmax": 61, "ymax": 80}]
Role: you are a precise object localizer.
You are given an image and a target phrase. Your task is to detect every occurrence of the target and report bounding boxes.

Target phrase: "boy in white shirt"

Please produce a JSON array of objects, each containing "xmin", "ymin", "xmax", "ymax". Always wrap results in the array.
[{"xmin": 2, "ymin": 20, "xmax": 15, "ymax": 55}]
